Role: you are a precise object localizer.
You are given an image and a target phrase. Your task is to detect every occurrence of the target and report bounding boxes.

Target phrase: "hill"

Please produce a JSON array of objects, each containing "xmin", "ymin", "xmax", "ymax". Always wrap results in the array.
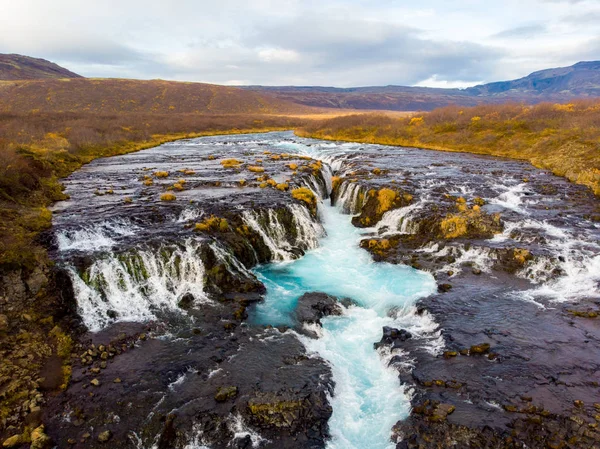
[
  {"xmin": 298, "ymin": 101, "xmax": 600, "ymax": 195},
  {"xmin": 0, "ymin": 78, "xmax": 312, "ymax": 115},
  {"xmin": 246, "ymin": 61, "xmax": 600, "ymax": 111},
  {"xmin": 466, "ymin": 61, "xmax": 600, "ymax": 97},
  {"xmin": 0, "ymin": 54, "xmax": 82, "ymax": 80}
]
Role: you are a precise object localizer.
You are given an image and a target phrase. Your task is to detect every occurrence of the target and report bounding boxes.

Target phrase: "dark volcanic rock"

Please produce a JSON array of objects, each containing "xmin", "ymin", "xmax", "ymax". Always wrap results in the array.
[
  {"xmin": 374, "ymin": 326, "xmax": 412, "ymax": 350},
  {"xmin": 295, "ymin": 292, "xmax": 342, "ymax": 325}
]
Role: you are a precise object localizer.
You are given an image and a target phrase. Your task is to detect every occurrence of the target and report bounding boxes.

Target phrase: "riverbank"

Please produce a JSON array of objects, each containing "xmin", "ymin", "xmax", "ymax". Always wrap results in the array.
[
  {"xmin": 296, "ymin": 101, "xmax": 600, "ymax": 196},
  {"xmin": 0, "ymin": 116, "xmax": 310, "ymax": 444}
]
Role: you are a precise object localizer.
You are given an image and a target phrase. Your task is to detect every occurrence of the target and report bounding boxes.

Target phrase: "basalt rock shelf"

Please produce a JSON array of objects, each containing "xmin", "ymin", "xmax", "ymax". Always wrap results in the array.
[{"xmin": 11, "ymin": 131, "xmax": 600, "ymax": 448}]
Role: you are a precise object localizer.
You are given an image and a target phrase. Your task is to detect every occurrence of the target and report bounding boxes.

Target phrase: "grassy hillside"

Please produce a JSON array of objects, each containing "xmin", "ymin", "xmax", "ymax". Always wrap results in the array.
[
  {"xmin": 0, "ymin": 78, "xmax": 313, "ymax": 115},
  {"xmin": 0, "ymin": 54, "xmax": 82, "ymax": 80},
  {"xmin": 298, "ymin": 101, "xmax": 600, "ymax": 195}
]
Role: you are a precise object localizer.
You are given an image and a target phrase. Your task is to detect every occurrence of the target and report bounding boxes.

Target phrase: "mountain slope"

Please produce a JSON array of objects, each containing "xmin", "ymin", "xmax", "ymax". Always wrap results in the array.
[
  {"xmin": 246, "ymin": 61, "xmax": 600, "ymax": 111},
  {"xmin": 0, "ymin": 54, "xmax": 82, "ymax": 80},
  {"xmin": 466, "ymin": 61, "xmax": 600, "ymax": 97},
  {"xmin": 0, "ymin": 78, "xmax": 312, "ymax": 115}
]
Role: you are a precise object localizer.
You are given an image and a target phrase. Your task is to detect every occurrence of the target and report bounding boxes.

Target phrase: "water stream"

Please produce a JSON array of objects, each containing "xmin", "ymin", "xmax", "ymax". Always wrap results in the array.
[
  {"xmin": 253, "ymin": 203, "xmax": 437, "ymax": 448},
  {"xmin": 50, "ymin": 131, "xmax": 600, "ymax": 448}
]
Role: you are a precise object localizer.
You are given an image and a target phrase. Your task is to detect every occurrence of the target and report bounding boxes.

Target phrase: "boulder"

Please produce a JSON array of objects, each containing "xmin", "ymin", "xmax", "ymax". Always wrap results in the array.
[
  {"xmin": 374, "ymin": 326, "xmax": 412, "ymax": 349},
  {"xmin": 295, "ymin": 292, "xmax": 342, "ymax": 325}
]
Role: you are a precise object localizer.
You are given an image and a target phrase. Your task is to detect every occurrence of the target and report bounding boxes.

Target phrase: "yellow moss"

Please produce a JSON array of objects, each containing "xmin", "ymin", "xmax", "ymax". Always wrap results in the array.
[
  {"xmin": 372, "ymin": 168, "xmax": 382, "ymax": 175},
  {"xmin": 220, "ymin": 158, "xmax": 243, "ymax": 168},
  {"xmin": 266, "ymin": 179, "xmax": 277, "ymax": 187},
  {"xmin": 259, "ymin": 182, "xmax": 268, "ymax": 188},
  {"xmin": 172, "ymin": 182, "xmax": 184, "ymax": 191},
  {"xmin": 514, "ymin": 248, "xmax": 531, "ymax": 265},
  {"xmin": 183, "ymin": 169, "xmax": 196, "ymax": 175},
  {"xmin": 255, "ymin": 159, "xmax": 263, "ymax": 163},
  {"xmin": 248, "ymin": 166, "xmax": 265, "ymax": 173},
  {"xmin": 194, "ymin": 216, "xmax": 229, "ymax": 232},
  {"xmin": 440, "ymin": 215, "xmax": 468, "ymax": 239},
  {"xmin": 208, "ymin": 155, "xmax": 216, "ymax": 160},
  {"xmin": 376, "ymin": 188, "xmax": 398, "ymax": 215},
  {"xmin": 154, "ymin": 171, "xmax": 169, "ymax": 178},
  {"xmin": 288, "ymin": 163, "xmax": 298, "ymax": 170},
  {"xmin": 367, "ymin": 239, "xmax": 391, "ymax": 254},
  {"xmin": 276, "ymin": 183, "xmax": 289, "ymax": 191},
  {"xmin": 143, "ymin": 179, "xmax": 153, "ymax": 186},
  {"xmin": 291, "ymin": 187, "xmax": 317, "ymax": 208},
  {"xmin": 160, "ymin": 192, "xmax": 177, "ymax": 201},
  {"xmin": 239, "ymin": 179, "xmax": 247, "ymax": 186},
  {"xmin": 124, "ymin": 197, "xmax": 132, "ymax": 203},
  {"xmin": 270, "ymin": 155, "xmax": 281, "ymax": 160}
]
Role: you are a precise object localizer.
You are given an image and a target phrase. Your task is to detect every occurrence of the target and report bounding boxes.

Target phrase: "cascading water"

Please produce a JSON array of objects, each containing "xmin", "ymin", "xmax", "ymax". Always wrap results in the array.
[
  {"xmin": 50, "ymin": 131, "xmax": 600, "ymax": 449},
  {"xmin": 69, "ymin": 240, "xmax": 209, "ymax": 331},
  {"xmin": 252, "ymin": 203, "xmax": 438, "ymax": 449}
]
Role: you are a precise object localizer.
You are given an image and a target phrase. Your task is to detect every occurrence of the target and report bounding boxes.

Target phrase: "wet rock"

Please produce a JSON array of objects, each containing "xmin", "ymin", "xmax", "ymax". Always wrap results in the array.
[
  {"xmin": 374, "ymin": 326, "xmax": 412, "ymax": 349},
  {"xmin": 469, "ymin": 343, "xmax": 491, "ymax": 355},
  {"xmin": 295, "ymin": 292, "xmax": 342, "ymax": 325},
  {"xmin": 178, "ymin": 293, "xmax": 195, "ymax": 309},
  {"xmin": 437, "ymin": 283, "xmax": 453, "ymax": 293}
]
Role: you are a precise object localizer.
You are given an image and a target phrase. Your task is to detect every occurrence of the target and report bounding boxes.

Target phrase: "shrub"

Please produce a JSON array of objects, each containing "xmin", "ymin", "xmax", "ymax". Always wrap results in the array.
[
  {"xmin": 291, "ymin": 187, "xmax": 316, "ymax": 209},
  {"xmin": 440, "ymin": 215, "xmax": 467, "ymax": 239},
  {"xmin": 160, "ymin": 192, "xmax": 176, "ymax": 201},
  {"xmin": 220, "ymin": 159, "xmax": 242, "ymax": 168},
  {"xmin": 194, "ymin": 216, "xmax": 229, "ymax": 232}
]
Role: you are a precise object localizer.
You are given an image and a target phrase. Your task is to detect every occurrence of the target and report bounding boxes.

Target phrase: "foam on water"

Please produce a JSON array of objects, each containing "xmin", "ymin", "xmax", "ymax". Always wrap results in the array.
[
  {"xmin": 69, "ymin": 240, "xmax": 208, "ymax": 331},
  {"xmin": 57, "ymin": 219, "xmax": 138, "ymax": 251},
  {"xmin": 252, "ymin": 204, "xmax": 437, "ymax": 448}
]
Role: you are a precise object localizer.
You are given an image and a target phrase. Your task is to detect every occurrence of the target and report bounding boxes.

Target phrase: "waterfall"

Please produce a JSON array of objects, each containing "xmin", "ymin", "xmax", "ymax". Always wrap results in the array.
[
  {"xmin": 289, "ymin": 204, "xmax": 325, "ymax": 249},
  {"xmin": 241, "ymin": 205, "xmax": 324, "ymax": 262},
  {"xmin": 374, "ymin": 201, "xmax": 423, "ymax": 236},
  {"xmin": 69, "ymin": 240, "xmax": 209, "ymax": 331},
  {"xmin": 334, "ymin": 181, "xmax": 365, "ymax": 214}
]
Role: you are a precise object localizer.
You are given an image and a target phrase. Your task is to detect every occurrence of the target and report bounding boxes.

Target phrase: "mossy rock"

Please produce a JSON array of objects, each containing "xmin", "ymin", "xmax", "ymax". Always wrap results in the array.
[{"xmin": 215, "ymin": 386, "xmax": 238, "ymax": 402}]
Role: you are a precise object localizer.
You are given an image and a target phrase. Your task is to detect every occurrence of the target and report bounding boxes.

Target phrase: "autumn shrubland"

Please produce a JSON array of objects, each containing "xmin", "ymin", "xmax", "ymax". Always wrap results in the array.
[
  {"xmin": 0, "ymin": 112, "xmax": 307, "ymax": 269},
  {"xmin": 298, "ymin": 101, "xmax": 600, "ymax": 195}
]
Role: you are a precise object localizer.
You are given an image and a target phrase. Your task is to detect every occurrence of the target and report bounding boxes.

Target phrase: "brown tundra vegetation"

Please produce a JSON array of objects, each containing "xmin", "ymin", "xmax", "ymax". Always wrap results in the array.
[{"xmin": 298, "ymin": 100, "xmax": 600, "ymax": 196}]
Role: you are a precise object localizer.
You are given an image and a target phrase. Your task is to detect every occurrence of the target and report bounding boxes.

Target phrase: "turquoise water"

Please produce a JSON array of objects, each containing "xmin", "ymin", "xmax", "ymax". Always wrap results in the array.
[{"xmin": 253, "ymin": 204, "xmax": 437, "ymax": 449}]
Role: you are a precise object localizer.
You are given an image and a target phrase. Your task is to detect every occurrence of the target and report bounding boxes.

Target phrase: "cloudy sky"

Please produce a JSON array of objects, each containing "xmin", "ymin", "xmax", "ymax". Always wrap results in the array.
[{"xmin": 1, "ymin": 0, "xmax": 599, "ymax": 87}]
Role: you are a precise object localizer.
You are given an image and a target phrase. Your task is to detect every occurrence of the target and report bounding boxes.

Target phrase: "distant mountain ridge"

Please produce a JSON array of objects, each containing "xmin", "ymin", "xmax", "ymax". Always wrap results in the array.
[
  {"xmin": 466, "ymin": 61, "xmax": 600, "ymax": 97},
  {"xmin": 0, "ymin": 54, "xmax": 82, "ymax": 80},
  {"xmin": 1, "ymin": 54, "xmax": 599, "ymax": 112},
  {"xmin": 245, "ymin": 61, "xmax": 600, "ymax": 110}
]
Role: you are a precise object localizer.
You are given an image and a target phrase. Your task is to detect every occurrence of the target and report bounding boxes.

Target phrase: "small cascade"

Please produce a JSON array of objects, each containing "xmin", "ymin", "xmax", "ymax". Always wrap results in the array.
[
  {"xmin": 289, "ymin": 204, "xmax": 325, "ymax": 250},
  {"xmin": 418, "ymin": 243, "xmax": 496, "ymax": 275},
  {"xmin": 209, "ymin": 240, "xmax": 255, "ymax": 277},
  {"xmin": 334, "ymin": 181, "xmax": 365, "ymax": 214},
  {"xmin": 242, "ymin": 209, "xmax": 294, "ymax": 261},
  {"xmin": 375, "ymin": 201, "xmax": 424, "ymax": 236},
  {"xmin": 241, "ymin": 205, "xmax": 323, "ymax": 262},
  {"xmin": 56, "ymin": 219, "xmax": 139, "ymax": 252},
  {"xmin": 69, "ymin": 240, "xmax": 209, "ymax": 331}
]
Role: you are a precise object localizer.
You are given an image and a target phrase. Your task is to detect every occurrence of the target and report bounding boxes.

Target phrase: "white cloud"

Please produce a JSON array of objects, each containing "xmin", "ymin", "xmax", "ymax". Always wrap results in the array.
[{"xmin": 0, "ymin": 0, "xmax": 598, "ymax": 86}]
